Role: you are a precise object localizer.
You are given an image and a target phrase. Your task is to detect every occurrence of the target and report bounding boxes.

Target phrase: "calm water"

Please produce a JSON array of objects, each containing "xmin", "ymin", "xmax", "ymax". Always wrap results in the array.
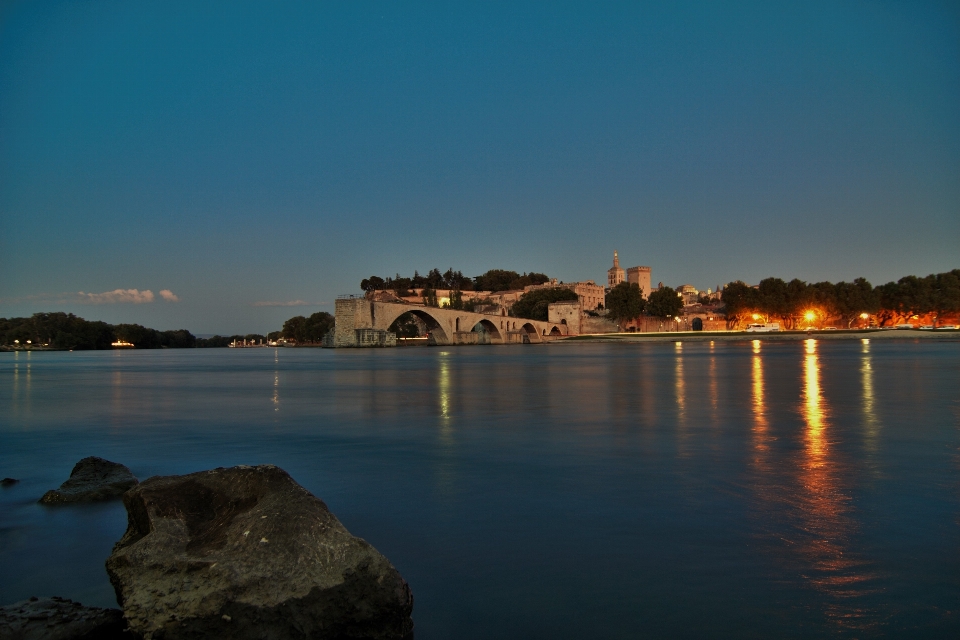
[{"xmin": 1, "ymin": 340, "xmax": 958, "ymax": 638}]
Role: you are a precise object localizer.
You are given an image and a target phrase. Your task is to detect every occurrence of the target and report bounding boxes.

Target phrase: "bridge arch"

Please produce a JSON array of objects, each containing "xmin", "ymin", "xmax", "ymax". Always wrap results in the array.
[
  {"xmin": 383, "ymin": 307, "xmax": 450, "ymax": 345},
  {"xmin": 472, "ymin": 318, "xmax": 503, "ymax": 343},
  {"xmin": 520, "ymin": 322, "xmax": 541, "ymax": 343}
]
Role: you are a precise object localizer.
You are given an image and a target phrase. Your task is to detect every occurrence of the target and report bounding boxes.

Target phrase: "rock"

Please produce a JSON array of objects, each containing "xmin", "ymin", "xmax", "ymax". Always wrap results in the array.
[
  {"xmin": 106, "ymin": 465, "xmax": 414, "ymax": 640},
  {"xmin": 0, "ymin": 596, "xmax": 128, "ymax": 640},
  {"xmin": 1, "ymin": 477, "xmax": 18, "ymax": 487},
  {"xmin": 39, "ymin": 457, "xmax": 138, "ymax": 504}
]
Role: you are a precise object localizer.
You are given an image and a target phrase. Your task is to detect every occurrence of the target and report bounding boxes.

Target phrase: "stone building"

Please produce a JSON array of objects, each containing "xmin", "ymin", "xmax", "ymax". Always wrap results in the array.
[
  {"xmin": 523, "ymin": 279, "xmax": 606, "ymax": 311},
  {"xmin": 548, "ymin": 300, "xmax": 582, "ymax": 334},
  {"xmin": 626, "ymin": 266, "xmax": 652, "ymax": 299},
  {"xmin": 607, "ymin": 251, "xmax": 625, "ymax": 287}
]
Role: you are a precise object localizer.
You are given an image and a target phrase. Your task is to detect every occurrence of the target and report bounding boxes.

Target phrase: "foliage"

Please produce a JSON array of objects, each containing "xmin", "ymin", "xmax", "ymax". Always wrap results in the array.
[
  {"xmin": 280, "ymin": 312, "xmax": 334, "ymax": 343},
  {"xmin": 719, "ymin": 270, "xmax": 960, "ymax": 328},
  {"xmin": 646, "ymin": 286, "xmax": 684, "ymax": 318},
  {"xmin": 359, "ymin": 268, "xmax": 550, "ymax": 293},
  {"xmin": 442, "ymin": 290, "xmax": 464, "ymax": 310},
  {"xmin": 605, "ymin": 282, "xmax": 645, "ymax": 325},
  {"xmin": 473, "ymin": 270, "xmax": 549, "ymax": 292},
  {"xmin": 0, "ymin": 312, "xmax": 198, "ymax": 349},
  {"xmin": 510, "ymin": 288, "xmax": 578, "ymax": 321},
  {"xmin": 421, "ymin": 288, "xmax": 439, "ymax": 307}
]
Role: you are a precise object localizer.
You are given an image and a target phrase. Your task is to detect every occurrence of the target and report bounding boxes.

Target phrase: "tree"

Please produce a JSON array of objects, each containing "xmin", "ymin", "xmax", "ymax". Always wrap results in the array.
[
  {"xmin": 834, "ymin": 278, "xmax": 879, "ymax": 327},
  {"xmin": 282, "ymin": 316, "xmax": 307, "ymax": 342},
  {"xmin": 443, "ymin": 290, "xmax": 465, "ymax": 310},
  {"xmin": 474, "ymin": 269, "xmax": 521, "ymax": 292},
  {"xmin": 932, "ymin": 270, "xmax": 960, "ymax": 324},
  {"xmin": 303, "ymin": 311, "xmax": 335, "ymax": 341},
  {"xmin": 510, "ymin": 288, "xmax": 578, "ymax": 321},
  {"xmin": 719, "ymin": 281, "xmax": 757, "ymax": 328},
  {"xmin": 360, "ymin": 276, "xmax": 385, "ymax": 292},
  {"xmin": 646, "ymin": 286, "xmax": 683, "ymax": 319},
  {"xmin": 605, "ymin": 282, "xmax": 644, "ymax": 327},
  {"xmin": 421, "ymin": 288, "xmax": 439, "ymax": 307}
]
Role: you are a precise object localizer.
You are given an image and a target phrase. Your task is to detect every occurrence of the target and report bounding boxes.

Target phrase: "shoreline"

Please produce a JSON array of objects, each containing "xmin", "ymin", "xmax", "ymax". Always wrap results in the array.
[{"xmin": 556, "ymin": 328, "xmax": 960, "ymax": 344}]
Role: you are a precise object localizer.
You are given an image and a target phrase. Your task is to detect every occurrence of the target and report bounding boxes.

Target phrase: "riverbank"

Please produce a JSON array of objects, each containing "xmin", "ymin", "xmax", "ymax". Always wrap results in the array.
[{"xmin": 559, "ymin": 328, "xmax": 960, "ymax": 344}]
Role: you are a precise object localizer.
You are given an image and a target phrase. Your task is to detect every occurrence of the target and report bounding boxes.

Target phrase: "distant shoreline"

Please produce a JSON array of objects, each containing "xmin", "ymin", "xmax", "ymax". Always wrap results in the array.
[{"xmin": 557, "ymin": 328, "xmax": 960, "ymax": 344}]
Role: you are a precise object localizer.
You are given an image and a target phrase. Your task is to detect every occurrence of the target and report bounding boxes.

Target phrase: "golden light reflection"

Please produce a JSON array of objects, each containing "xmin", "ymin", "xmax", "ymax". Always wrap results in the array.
[
  {"xmin": 861, "ymin": 340, "xmax": 879, "ymax": 457},
  {"xmin": 753, "ymin": 339, "xmax": 761, "ymax": 354},
  {"xmin": 752, "ymin": 351, "xmax": 767, "ymax": 444},
  {"xmin": 797, "ymin": 338, "xmax": 877, "ymax": 630},
  {"xmin": 804, "ymin": 340, "xmax": 825, "ymax": 457},
  {"xmin": 709, "ymin": 354, "xmax": 719, "ymax": 423},
  {"xmin": 435, "ymin": 351, "xmax": 455, "ymax": 497},
  {"xmin": 674, "ymin": 346, "xmax": 686, "ymax": 442},
  {"xmin": 438, "ymin": 352, "xmax": 452, "ymax": 433}
]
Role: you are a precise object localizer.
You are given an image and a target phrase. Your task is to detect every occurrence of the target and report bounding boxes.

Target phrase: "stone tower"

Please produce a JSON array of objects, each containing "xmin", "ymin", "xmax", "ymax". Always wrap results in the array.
[
  {"xmin": 607, "ymin": 251, "xmax": 625, "ymax": 287},
  {"xmin": 626, "ymin": 265, "xmax": 652, "ymax": 299}
]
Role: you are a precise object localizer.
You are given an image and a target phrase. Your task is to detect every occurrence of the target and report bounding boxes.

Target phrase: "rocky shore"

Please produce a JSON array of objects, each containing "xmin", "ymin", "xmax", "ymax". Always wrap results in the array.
[{"xmin": 5, "ymin": 461, "xmax": 415, "ymax": 639}]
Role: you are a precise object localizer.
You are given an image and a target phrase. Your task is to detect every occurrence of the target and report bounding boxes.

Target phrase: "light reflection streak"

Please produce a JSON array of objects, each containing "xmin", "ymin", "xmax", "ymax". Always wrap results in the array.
[
  {"xmin": 860, "ymin": 340, "xmax": 879, "ymax": 459},
  {"xmin": 674, "ymin": 343, "xmax": 685, "ymax": 423},
  {"xmin": 709, "ymin": 354, "xmax": 719, "ymax": 425},
  {"xmin": 751, "ymin": 346, "xmax": 768, "ymax": 452},
  {"xmin": 272, "ymin": 349, "xmax": 280, "ymax": 412},
  {"xmin": 436, "ymin": 352, "xmax": 456, "ymax": 497},
  {"xmin": 674, "ymin": 343, "xmax": 687, "ymax": 453},
  {"xmin": 796, "ymin": 338, "xmax": 878, "ymax": 631}
]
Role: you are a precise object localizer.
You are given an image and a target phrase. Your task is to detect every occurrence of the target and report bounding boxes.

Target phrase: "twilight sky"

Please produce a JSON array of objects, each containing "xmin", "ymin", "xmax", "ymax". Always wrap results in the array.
[{"xmin": 1, "ymin": 1, "xmax": 958, "ymax": 334}]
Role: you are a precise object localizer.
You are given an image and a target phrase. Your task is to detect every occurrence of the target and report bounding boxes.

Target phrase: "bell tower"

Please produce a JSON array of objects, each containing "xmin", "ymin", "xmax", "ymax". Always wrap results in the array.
[{"xmin": 607, "ymin": 251, "xmax": 625, "ymax": 287}]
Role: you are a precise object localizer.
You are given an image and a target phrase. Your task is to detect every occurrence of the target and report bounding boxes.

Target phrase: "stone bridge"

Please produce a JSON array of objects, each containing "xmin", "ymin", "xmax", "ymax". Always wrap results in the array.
[{"xmin": 333, "ymin": 297, "xmax": 570, "ymax": 347}]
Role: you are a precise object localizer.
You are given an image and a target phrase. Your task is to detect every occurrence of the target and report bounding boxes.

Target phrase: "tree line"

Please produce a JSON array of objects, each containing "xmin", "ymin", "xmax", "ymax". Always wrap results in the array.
[
  {"xmin": 603, "ymin": 283, "xmax": 684, "ymax": 327},
  {"xmin": 361, "ymin": 268, "xmax": 550, "ymax": 294},
  {"xmin": 0, "ymin": 312, "xmax": 205, "ymax": 350},
  {"xmin": 722, "ymin": 270, "xmax": 960, "ymax": 328}
]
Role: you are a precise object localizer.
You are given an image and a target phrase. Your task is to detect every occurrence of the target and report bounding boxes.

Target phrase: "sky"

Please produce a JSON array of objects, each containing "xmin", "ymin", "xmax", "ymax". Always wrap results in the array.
[{"xmin": 1, "ymin": 1, "xmax": 958, "ymax": 334}]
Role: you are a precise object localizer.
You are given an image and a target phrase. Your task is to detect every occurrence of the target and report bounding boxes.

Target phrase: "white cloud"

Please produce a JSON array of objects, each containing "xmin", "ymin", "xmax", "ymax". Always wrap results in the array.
[
  {"xmin": 77, "ymin": 289, "xmax": 155, "ymax": 304},
  {"xmin": 159, "ymin": 289, "xmax": 180, "ymax": 302}
]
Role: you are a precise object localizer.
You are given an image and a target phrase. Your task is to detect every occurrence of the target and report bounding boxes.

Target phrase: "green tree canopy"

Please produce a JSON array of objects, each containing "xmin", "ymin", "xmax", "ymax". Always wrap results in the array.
[
  {"xmin": 280, "ymin": 311, "xmax": 334, "ymax": 343},
  {"xmin": 605, "ymin": 282, "xmax": 644, "ymax": 326},
  {"xmin": 510, "ymin": 288, "xmax": 578, "ymax": 321},
  {"xmin": 646, "ymin": 286, "xmax": 683, "ymax": 319}
]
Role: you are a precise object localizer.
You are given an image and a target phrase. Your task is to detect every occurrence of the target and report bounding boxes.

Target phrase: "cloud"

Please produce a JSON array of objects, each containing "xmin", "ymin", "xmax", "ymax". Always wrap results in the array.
[
  {"xmin": 159, "ymin": 289, "xmax": 180, "ymax": 302},
  {"xmin": 252, "ymin": 300, "xmax": 326, "ymax": 307},
  {"xmin": 78, "ymin": 289, "xmax": 155, "ymax": 304}
]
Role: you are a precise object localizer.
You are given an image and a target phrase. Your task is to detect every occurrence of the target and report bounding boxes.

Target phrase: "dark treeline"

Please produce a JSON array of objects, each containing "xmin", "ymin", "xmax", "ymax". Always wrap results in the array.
[
  {"xmin": 361, "ymin": 269, "xmax": 550, "ymax": 294},
  {"xmin": 723, "ymin": 270, "xmax": 960, "ymax": 328},
  {"xmin": 273, "ymin": 312, "xmax": 334, "ymax": 343},
  {"xmin": 0, "ymin": 312, "xmax": 269, "ymax": 350}
]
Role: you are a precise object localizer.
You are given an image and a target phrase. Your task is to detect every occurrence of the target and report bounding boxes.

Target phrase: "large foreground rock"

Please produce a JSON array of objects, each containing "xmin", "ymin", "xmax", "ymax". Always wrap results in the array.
[
  {"xmin": 0, "ymin": 596, "xmax": 127, "ymax": 640},
  {"xmin": 106, "ymin": 465, "xmax": 413, "ymax": 640},
  {"xmin": 39, "ymin": 457, "xmax": 138, "ymax": 504}
]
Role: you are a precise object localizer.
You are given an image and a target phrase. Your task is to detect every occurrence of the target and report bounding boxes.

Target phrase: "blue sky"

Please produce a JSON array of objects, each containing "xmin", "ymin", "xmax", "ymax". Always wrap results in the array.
[{"xmin": 1, "ymin": 1, "xmax": 957, "ymax": 334}]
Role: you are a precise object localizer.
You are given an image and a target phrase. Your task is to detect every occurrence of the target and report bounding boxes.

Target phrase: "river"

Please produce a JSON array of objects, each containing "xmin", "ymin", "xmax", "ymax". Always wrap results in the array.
[{"xmin": 1, "ymin": 339, "xmax": 958, "ymax": 638}]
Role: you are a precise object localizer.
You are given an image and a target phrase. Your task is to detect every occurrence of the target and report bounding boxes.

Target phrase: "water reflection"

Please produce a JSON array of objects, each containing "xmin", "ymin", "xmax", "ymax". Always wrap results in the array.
[
  {"xmin": 860, "ymin": 340, "xmax": 879, "ymax": 459},
  {"xmin": 674, "ymin": 342, "xmax": 687, "ymax": 452},
  {"xmin": 272, "ymin": 349, "xmax": 280, "ymax": 412},
  {"xmin": 796, "ymin": 339, "xmax": 878, "ymax": 631},
  {"xmin": 751, "ymin": 343, "xmax": 768, "ymax": 452},
  {"xmin": 435, "ymin": 352, "xmax": 456, "ymax": 497}
]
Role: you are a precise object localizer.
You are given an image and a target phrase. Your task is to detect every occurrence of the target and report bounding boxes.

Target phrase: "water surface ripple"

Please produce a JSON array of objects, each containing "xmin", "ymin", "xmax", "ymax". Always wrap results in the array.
[{"xmin": 1, "ymin": 340, "xmax": 958, "ymax": 638}]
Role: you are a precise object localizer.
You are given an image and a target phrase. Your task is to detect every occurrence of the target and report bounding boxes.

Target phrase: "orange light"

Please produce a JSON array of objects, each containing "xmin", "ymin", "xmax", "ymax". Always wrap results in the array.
[
  {"xmin": 860, "ymin": 313, "xmax": 869, "ymax": 320},
  {"xmin": 804, "ymin": 310, "xmax": 816, "ymax": 322},
  {"xmin": 752, "ymin": 314, "xmax": 761, "ymax": 320}
]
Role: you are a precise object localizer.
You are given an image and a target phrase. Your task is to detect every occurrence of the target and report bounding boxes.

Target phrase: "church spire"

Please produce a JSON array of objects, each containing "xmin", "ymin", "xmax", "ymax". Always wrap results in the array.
[{"xmin": 613, "ymin": 250, "xmax": 620, "ymax": 269}]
